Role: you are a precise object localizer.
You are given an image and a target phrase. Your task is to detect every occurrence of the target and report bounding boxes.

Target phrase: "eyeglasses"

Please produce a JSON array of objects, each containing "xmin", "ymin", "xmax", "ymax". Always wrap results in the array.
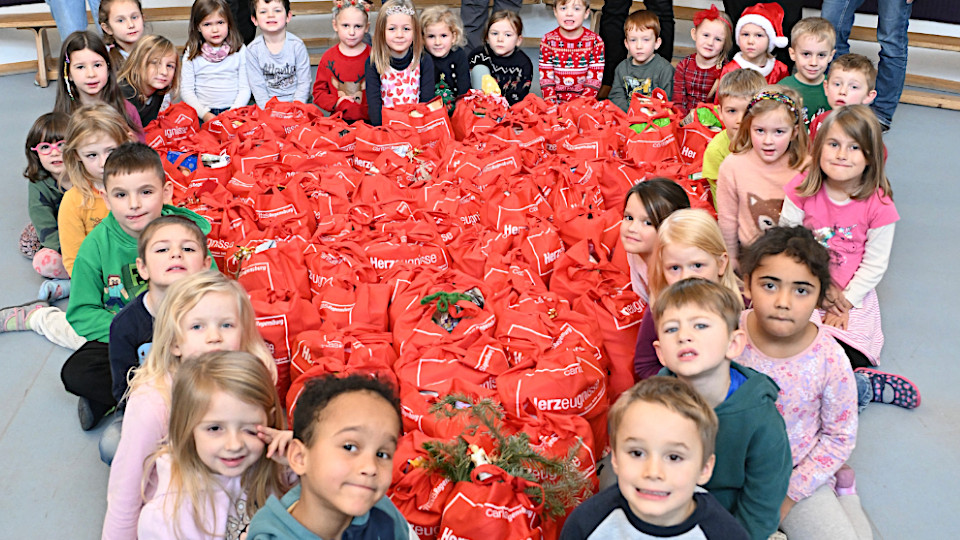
[{"xmin": 31, "ymin": 141, "xmax": 65, "ymax": 155}]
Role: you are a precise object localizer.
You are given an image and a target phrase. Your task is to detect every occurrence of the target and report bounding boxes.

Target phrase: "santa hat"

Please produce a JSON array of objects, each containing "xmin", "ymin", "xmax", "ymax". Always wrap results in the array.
[{"xmin": 736, "ymin": 2, "xmax": 789, "ymax": 52}]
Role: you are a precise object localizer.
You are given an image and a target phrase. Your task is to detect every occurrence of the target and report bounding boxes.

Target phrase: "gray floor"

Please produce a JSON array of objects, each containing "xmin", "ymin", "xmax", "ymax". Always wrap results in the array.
[{"xmin": 0, "ymin": 68, "xmax": 956, "ymax": 537}]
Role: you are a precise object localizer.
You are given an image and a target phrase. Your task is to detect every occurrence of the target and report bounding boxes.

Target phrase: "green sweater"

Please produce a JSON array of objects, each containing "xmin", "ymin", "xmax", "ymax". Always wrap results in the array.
[
  {"xmin": 28, "ymin": 174, "xmax": 67, "ymax": 252},
  {"xmin": 663, "ymin": 362, "xmax": 792, "ymax": 540},
  {"xmin": 66, "ymin": 205, "xmax": 212, "ymax": 343}
]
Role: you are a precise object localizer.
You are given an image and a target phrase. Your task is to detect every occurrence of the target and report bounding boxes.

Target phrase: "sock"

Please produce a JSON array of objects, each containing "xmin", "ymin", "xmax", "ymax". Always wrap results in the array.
[{"xmin": 38, "ymin": 279, "xmax": 70, "ymax": 302}]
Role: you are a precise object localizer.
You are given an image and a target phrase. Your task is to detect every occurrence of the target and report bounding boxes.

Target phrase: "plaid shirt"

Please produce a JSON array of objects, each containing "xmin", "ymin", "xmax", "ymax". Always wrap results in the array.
[{"xmin": 672, "ymin": 55, "xmax": 724, "ymax": 116}]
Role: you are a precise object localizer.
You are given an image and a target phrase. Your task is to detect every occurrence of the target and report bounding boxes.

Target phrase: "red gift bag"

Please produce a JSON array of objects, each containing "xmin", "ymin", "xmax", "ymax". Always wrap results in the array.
[
  {"xmin": 678, "ymin": 103, "xmax": 724, "ymax": 166},
  {"xmin": 381, "ymin": 98, "xmax": 453, "ymax": 149},
  {"xmin": 399, "ymin": 378, "xmax": 499, "ymax": 439},
  {"xmin": 450, "ymin": 90, "xmax": 511, "ymax": 141},
  {"xmin": 144, "ymin": 102, "xmax": 199, "ymax": 151},
  {"xmin": 394, "ymin": 337, "xmax": 509, "ymax": 391},
  {"xmin": 439, "ymin": 465, "xmax": 545, "ymax": 540},
  {"xmin": 573, "ymin": 286, "xmax": 646, "ymax": 402},
  {"xmin": 388, "ymin": 431, "xmax": 456, "ymax": 540}
]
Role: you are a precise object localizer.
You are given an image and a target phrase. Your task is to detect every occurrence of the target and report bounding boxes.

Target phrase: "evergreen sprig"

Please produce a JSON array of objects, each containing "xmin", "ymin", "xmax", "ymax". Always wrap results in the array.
[{"xmin": 419, "ymin": 394, "xmax": 591, "ymax": 519}]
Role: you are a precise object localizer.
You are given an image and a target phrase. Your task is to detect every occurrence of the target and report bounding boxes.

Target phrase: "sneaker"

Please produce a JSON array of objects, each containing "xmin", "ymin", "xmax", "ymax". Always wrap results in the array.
[
  {"xmin": 836, "ymin": 463, "xmax": 857, "ymax": 496},
  {"xmin": 855, "ymin": 367, "xmax": 921, "ymax": 409},
  {"xmin": 880, "ymin": 122, "xmax": 891, "ymax": 134},
  {"xmin": 78, "ymin": 397, "xmax": 97, "ymax": 431},
  {"xmin": 0, "ymin": 299, "xmax": 49, "ymax": 332}
]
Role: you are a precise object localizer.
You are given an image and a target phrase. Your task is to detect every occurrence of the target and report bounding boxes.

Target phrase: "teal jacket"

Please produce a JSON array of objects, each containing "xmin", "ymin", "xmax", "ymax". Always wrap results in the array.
[
  {"xmin": 66, "ymin": 205, "xmax": 212, "ymax": 342},
  {"xmin": 662, "ymin": 362, "xmax": 792, "ymax": 540}
]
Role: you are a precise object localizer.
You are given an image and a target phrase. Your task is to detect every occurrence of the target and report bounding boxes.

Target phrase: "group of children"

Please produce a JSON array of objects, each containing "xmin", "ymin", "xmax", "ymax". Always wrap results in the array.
[{"xmin": 2, "ymin": 0, "xmax": 923, "ymax": 538}]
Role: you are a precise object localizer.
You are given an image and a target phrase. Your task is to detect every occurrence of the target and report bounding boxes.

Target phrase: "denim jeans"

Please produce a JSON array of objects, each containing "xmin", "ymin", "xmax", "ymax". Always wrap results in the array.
[
  {"xmin": 821, "ymin": 0, "xmax": 913, "ymax": 125},
  {"xmin": 44, "ymin": 0, "xmax": 101, "ymax": 41},
  {"xmin": 99, "ymin": 412, "xmax": 123, "ymax": 465}
]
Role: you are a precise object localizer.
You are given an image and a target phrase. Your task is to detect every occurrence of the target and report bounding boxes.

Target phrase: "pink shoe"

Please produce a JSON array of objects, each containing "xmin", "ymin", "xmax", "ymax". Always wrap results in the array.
[
  {"xmin": 855, "ymin": 367, "xmax": 921, "ymax": 409},
  {"xmin": 836, "ymin": 464, "xmax": 857, "ymax": 496}
]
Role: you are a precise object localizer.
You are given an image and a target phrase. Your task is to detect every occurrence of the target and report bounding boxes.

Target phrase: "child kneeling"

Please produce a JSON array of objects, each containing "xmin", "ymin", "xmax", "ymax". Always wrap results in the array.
[{"xmin": 560, "ymin": 376, "xmax": 748, "ymax": 539}]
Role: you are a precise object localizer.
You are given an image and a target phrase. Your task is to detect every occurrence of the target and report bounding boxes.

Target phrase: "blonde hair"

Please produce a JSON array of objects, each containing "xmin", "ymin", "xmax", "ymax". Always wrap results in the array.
[
  {"xmin": 796, "ymin": 104, "xmax": 892, "ymax": 201},
  {"xmin": 730, "ymin": 85, "xmax": 808, "ymax": 170},
  {"xmin": 144, "ymin": 351, "xmax": 290, "ymax": 537},
  {"xmin": 717, "ymin": 68, "xmax": 765, "ymax": 104},
  {"xmin": 371, "ymin": 0, "xmax": 422, "ymax": 75},
  {"xmin": 649, "ymin": 209, "xmax": 743, "ymax": 309},
  {"xmin": 419, "ymin": 6, "xmax": 467, "ymax": 49},
  {"xmin": 118, "ymin": 35, "xmax": 180, "ymax": 104},
  {"xmin": 127, "ymin": 270, "xmax": 276, "ymax": 402},
  {"xmin": 609, "ymin": 376, "xmax": 718, "ymax": 463},
  {"xmin": 694, "ymin": 12, "xmax": 733, "ymax": 68},
  {"xmin": 63, "ymin": 103, "xmax": 136, "ymax": 207},
  {"xmin": 790, "ymin": 16, "xmax": 836, "ymax": 50}
]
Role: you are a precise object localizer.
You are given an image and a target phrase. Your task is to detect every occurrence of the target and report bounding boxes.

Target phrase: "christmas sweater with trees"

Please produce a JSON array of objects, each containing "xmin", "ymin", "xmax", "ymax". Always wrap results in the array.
[
  {"xmin": 538, "ymin": 27, "xmax": 605, "ymax": 103},
  {"xmin": 428, "ymin": 47, "xmax": 470, "ymax": 113}
]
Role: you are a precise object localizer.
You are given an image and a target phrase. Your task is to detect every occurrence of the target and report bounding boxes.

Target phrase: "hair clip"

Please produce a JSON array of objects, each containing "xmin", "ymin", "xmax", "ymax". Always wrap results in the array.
[
  {"xmin": 63, "ymin": 62, "xmax": 75, "ymax": 101},
  {"xmin": 335, "ymin": 0, "xmax": 371, "ymax": 12},
  {"xmin": 383, "ymin": 3, "xmax": 416, "ymax": 17},
  {"xmin": 693, "ymin": 5, "xmax": 731, "ymax": 32},
  {"xmin": 747, "ymin": 90, "xmax": 804, "ymax": 124}
]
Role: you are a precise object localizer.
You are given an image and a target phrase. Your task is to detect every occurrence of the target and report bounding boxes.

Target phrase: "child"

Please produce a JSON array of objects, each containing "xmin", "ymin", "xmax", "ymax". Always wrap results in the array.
[
  {"xmin": 560, "ymin": 376, "xmax": 748, "ymax": 539},
  {"xmin": 365, "ymin": 0, "xmax": 435, "ymax": 126},
  {"xmin": 673, "ymin": 5, "xmax": 732, "ymax": 116},
  {"xmin": 635, "ymin": 209, "xmax": 742, "ymax": 380},
  {"xmin": 608, "ymin": 10, "xmax": 675, "ymax": 112},
  {"xmin": 421, "ymin": 6, "xmax": 471, "ymax": 113},
  {"xmin": 21, "ymin": 112, "xmax": 72, "ymax": 295},
  {"xmin": 246, "ymin": 374, "xmax": 416, "ymax": 539},
  {"xmin": 103, "ymin": 271, "xmax": 276, "ymax": 538},
  {"xmin": 720, "ymin": 3, "xmax": 789, "ymax": 85},
  {"xmin": 539, "ymin": 0, "xmax": 604, "ymax": 104},
  {"xmin": 654, "ymin": 278, "xmax": 792, "ymax": 539},
  {"xmin": 781, "ymin": 106, "xmax": 919, "ymax": 409},
  {"xmin": 54, "ymin": 31, "xmax": 144, "ymax": 139},
  {"xmin": 468, "ymin": 10, "xmax": 532, "ymax": 106},
  {"xmin": 737, "ymin": 226, "xmax": 871, "ymax": 539},
  {"xmin": 780, "ymin": 17, "xmax": 836, "ymax": 125},
  {"xmin": 99, "ymin": 217, "xmax": 212, "ymax": 465},
  {"xmin": 702, "ymin": 69, "xmax": 765, "ymax": 205},
  {"xmin": 809, "ymin": 53, "xmax": 877, "ymax": 141},
  {"xmin": 137, "ymin": 351, "xmax": 291, "ymax": 539},
  {"xmin": 311, "ymin": 0, "xmax": 371, "ymax": 123},
  {"xmin": 621, "ymin": 178, "xmax": 691, "ymax": 304},
  {"xmin": 181, "ymin": 0, "xmax": 252, "ymax": 123},
  {"xmin": 246, "ymin": 0, "xmax": 311, "ymax": 107},
  {"xmin": 62, "ymin": 143, "xmax": 212, "ymax": 432},
  {"xmin": 118, "ymin": 35, "xmax": 179, "ymax": 126},
  {"xmin": 717, "ymin": 86, "xmax": 808, "ymax": 267},
  {"xmin": 98, "ymin": 0, "xmax": 144, "ymax": 68},
  {"xmin": 60, "ymin": 104, "xmax": 138, "ymax": 276}
]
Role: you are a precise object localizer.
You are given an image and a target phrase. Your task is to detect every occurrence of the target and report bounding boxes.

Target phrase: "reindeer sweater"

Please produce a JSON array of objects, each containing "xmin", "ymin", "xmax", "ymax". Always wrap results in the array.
[
  {"xmin": 716, "ymin": 150, "xmax": 806, "ymax": 264},
  {"xmin": 312, "ymin": 44, "xmax": 370, "ymax": 123}
]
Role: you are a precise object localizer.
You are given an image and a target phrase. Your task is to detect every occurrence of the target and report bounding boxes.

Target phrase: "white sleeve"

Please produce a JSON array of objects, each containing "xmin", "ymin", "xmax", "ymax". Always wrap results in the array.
[
  {"xmin": 233, "ymin": 45, "xmax": 253, "ymax": 109},
  {"xmin": 295, "ymin": 39, "xmax": 312, "ymax": 103},
  {"xmin": 778, "ymin": 197, "xmax": 805, "ymax": 227},
  {"xmin": 844, "ymin": 223, "xmax": 895, "ymax": 307},
  {"xmin": 179, "ymin": 54, "xmax": 209, "ymax": 118}
]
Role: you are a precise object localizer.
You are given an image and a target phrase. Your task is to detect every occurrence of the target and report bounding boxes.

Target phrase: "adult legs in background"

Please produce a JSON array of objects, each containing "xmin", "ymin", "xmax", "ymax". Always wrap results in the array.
[
  {"xmin": 722, "ymin": 0, "xmax": 802, "ymax": 71},
  {"xmin": 462, "ymin": 0, "xmax": 522, "ymax": 53},
  {"xmin": 45, "ymin": 0, "xmax": 101, "ymax": 40},
  {"xmin": 822, "ymin": 0, "xmax": 912, "ymax": 127},
  {"xmin": 780, "ymin": 484, "xmax": 873, "ymax": 540},
  {"xmin": 598, "ymin": 0, "xmax": 673, "ymax": 87},
  {"xmin": 227, "ymin": 0, "xmax": 256, "ymax": 44}
]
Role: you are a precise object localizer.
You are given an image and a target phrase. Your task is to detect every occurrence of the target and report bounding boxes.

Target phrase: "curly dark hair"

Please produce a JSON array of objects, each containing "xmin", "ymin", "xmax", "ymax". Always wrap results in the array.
[
  {"xmin": 739, "ymin": 226, "xmax": 832, "ymax": 306},
  {"xmin": 623, "ymin": 178, "xmax": 691, "ymax": 229},
  {"xmin": 292, "ymin": 374, "xmax": 401, "ymax": 447}
]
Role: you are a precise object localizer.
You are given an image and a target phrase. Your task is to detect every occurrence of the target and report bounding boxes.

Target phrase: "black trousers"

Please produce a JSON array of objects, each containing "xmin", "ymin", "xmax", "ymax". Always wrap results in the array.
[
  {"xmin": 598, "ymin": 0, "xmax": 675, "ymax": 87},
  {"xmin": 723, "ymin": 0, "xmax": 803, "ymax": 71},
  {"xmin": 61, "ymin": 341, "xmax": 116, "ymax": 418}
]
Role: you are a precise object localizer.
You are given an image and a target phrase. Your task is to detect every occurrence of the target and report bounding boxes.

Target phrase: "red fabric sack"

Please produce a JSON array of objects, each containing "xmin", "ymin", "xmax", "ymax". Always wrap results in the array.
[
  {"xmin": 352, "ymin": 123, "xmax": 417, "ymax": 171},
  {"xmin": 249, "ymin": 289, "xmax": 323, "ymax": 406},
  {"xmin": 144, "ymin": 102, "xmax": 199, "ymax": 151},
  {"xmin": 388, "ymin": 431, "xmax": 456, "ymax": 540},
  {"xmin": 450, "ymin": 90, "xmax": 511, "ymax": 140},
  {"xmin": 285, "ymin": 363, "xmax": 398, "ymax": 427},
  {"xmin": 394, "ymin": 337, "xmax": 510, "ymax": 391},
  {"xmin": 678, "ymin": 103, "xmax": 723, "ymax": 166},
  {"xmin": 438, "ymin": 465, "xmax": 544, "ymax": 540},
  {"xmin": 312, "ymin": 279, "xmax": 391, "ymax": 331},
  {"xmin": 399, "ymin": 378, "xmax": 500, "ymax": 440},
  {"xmin": 381, "ymin": 98, "xmax": 453, "ymax": 149},
  {"xmin": 505, "ymin": 411, "xmax": 599, "ymax": 495},
  {"xmin": 573, "ymin": 286, "xmax": 646, "ymax": 402},
  {"xmin": 260, "ymin": 97, "xmax": 321, "ymax": 136},
  {"xmin": 549, "ymin": 238, "xmax": 628, "ymax": 304},
  {"xmin": 228, "ymin": 239, "xmax": 311, "ymax": 299}
]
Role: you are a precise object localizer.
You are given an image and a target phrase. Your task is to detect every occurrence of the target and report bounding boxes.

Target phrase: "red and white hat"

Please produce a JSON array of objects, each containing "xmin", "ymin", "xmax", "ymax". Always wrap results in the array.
[{"xmin": 736, "ymin": 2, "xmax": 789, "ymax": 52}]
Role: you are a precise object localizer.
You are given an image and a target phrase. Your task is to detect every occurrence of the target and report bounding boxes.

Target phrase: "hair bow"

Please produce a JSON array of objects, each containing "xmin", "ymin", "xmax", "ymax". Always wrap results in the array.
[{"xmin": 693, "ymin": 5, "xmax": 731, "ymax": 31}]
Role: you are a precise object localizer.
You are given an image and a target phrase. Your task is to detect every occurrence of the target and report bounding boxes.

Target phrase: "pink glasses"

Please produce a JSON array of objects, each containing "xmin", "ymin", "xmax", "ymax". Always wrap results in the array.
[{"xmin": 31, "ymin": 140, "xmax": 65, "ymax": 155}]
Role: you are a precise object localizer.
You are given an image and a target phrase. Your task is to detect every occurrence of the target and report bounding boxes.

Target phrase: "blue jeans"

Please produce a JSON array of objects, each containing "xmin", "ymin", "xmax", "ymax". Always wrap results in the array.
[
  {"xmin": 821, "ymin": 0, "xmax": 913, "ymax": 125},
  {"xmin": 98, "ymin": 412, "xmax": 122, "ymax": 465},
  {"xmin": 44, "ymin": 0, "xmax": 101, "ymax": 41}
]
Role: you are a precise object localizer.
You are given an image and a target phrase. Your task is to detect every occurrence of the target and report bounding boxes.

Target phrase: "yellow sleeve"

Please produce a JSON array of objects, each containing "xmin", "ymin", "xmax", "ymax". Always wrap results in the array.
[
  {"xmin": 702, "ymin": 129, "xmax": 730, "ymax": 181},
  {"xmin": 58, "ymin": 189, "xmax": 86, "ymax": 277}
]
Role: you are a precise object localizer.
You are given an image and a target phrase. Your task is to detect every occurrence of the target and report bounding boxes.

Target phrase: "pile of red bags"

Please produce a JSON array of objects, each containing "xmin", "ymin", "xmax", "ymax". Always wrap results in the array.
[{"xmin": 147, "ymin": 92, "xmax": 716, "ymax": 539}]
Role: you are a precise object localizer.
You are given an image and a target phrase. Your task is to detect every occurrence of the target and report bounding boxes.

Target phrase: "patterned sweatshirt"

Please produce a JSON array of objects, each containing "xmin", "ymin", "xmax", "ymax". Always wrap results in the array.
[{"xmin": 538, "ymin": 27, "xmax": 604, "ymax": 103}]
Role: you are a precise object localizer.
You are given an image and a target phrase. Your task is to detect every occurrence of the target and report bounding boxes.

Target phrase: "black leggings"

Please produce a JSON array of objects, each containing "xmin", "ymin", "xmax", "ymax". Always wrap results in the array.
[
  {"xmin": 837, "ymin": 339, "xmax": 872, "ymax": 371},
  {"xmin": 61, "ymin": 341, "xmax": 115, "ymax": 419}
]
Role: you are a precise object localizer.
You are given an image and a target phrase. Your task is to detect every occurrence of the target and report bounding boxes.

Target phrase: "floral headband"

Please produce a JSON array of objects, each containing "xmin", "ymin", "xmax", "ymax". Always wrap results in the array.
[
  {"xmin": 747, "ymin": 90, "xmax": 804, "ymax": 125},
  {"xmin": 383, "ymin": 3, "xmax": 416, "ymax": 17},
  {"xmin": 334, "ymin": 0, "xmax": 370, "ymax": 13},
  {"xmin": 693, "ymin": 5, "xmax": 731, "ymax": 32}
]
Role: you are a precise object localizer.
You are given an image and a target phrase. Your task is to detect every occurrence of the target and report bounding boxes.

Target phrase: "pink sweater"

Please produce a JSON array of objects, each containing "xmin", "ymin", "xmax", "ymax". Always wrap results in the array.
[
  {"xmin": 716, "ymin": 149, "xmax": 804, "ymax": 264},
  {"xmin": 735, "ymin": 310, "xmax": 858, "ymax": 502},
  {"xmin": 102, "ymin": 380, "xmax": 170, "ymax": 540}
]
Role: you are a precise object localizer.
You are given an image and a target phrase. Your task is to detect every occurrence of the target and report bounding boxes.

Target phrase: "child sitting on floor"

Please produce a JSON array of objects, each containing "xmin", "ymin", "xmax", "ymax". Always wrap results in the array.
[
  {"xmin": 608, "ymin": 9, "xmax": 675, "ymax": 112},
  {"xmin": 720, "ymin": 2, "xmax": 789, "ymax": 85},
  {"xmin": 468, "ymin": 10, "xmax": 532, "ymax": 105},
  {"xmin": 779, "ymin": 17, "xmax": 836, "ymax": 126},
  {"xmin": 421, "ymin": 6, "xmax": 471, "ymax": 113},
  {"xmin": 672, "ymin": 5, "xmax": 731, "ymax": 116},
  {"xmin": 246, "ymin": 0, "xmax": 312, "ymax": 106},
  {"xmin": 312, "ymin": 0, "xmax": 371, "ymax": 122},
  {"xmin": 538, "ymin": 0, "xmax": 604, "ymax": 104}
]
